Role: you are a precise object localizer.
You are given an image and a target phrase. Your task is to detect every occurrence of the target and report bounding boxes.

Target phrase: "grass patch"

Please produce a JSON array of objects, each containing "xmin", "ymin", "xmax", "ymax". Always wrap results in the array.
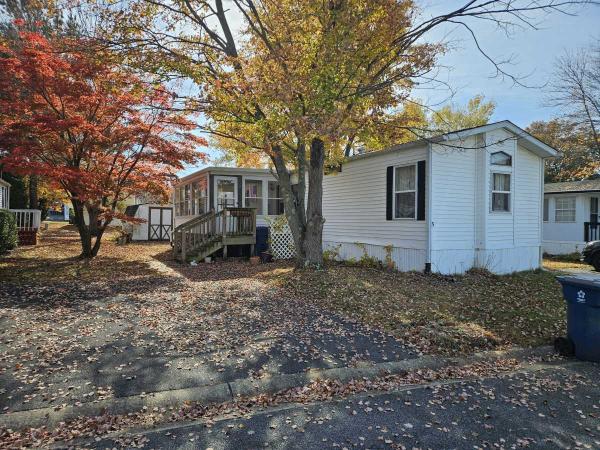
[
  {"xmin": 263, "ymin": 264, "xmax": 566, "ymax": 355},
  {"xmin": 543, "ymin": 253, "xmax": 590, "ymax": 271}
]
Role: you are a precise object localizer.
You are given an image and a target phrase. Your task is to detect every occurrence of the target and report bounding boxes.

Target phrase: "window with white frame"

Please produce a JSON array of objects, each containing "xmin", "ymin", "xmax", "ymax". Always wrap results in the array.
[
  {"xmin": 491, "ymin": 173, "xmax": 511, "ymax": 212},
  {"xmin": 394, "ymin": 164, "xmax": 416, "ymax": 219},
  {"xmin": 555, "ymin": 197, "xmax": 576, "ymax": 222},
  {"xmin": 543, "ymin": 198, "xmax": 549, "ymax": 222},
  {"xmin": 245, "ymin": 180, "xmax": 263, "ymax": 215},
  {"xmin": 268, "ymin": 181, "xmax": 284, "ymax": 215}
]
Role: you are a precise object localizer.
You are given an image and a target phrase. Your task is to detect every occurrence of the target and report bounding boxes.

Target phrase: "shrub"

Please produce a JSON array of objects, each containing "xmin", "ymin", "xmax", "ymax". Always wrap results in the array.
[{"xmin": 0, "ymin": 209, "xmax": 18, "ymax": 253}]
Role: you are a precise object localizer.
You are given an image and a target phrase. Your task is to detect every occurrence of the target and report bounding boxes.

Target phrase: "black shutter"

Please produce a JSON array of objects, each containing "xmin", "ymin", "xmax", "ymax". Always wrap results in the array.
[
  {"xmin": 417, "ymin": 160, "xmax": 426, "ymax": 221},
  {"xmin": 386, "ymin": 166, "xmax": 393, "ymax": 220}
]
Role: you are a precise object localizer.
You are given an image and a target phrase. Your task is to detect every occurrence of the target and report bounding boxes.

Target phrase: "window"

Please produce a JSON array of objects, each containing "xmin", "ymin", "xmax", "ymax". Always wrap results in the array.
[
  {"xmin": 394, "ymin": 164, "xmax": 416, "ymax": 219},
  {"xmin": 245, "ymin": 180, "xmax": 263, "ymax": 214},
  {"xmin": 543, "ymin": 198, "xmax": 549, "ymax": 222},
  {"xmin": 591, "ymin": 197, "xmax": 598, "ymax": 223},
  {"xmin": 175, "ymin": 186, "xmax": 185, "ymax": 216},
  {"xmin": 555, "ymin": 197, "xmax": 576, "ymax": 222},
  {"xmin": 197, "ymin": 178, "xmax": 208, "ymax": 214},
  {"xmin": 491, "ymin": 173, "xmax": 511, "ymax": 212},
  {"xmin": 491, "ymin": 151, "xmax": 512, "ymax": 166},
  {"xmin": 184, "ymin": 184, "xmax": 191, "ymax": 215},
  {"xmin": 191, "ymin": 182, "xmax": 198, "ymax": 215},
  {"xmin": 268, "ymin": 181, "xmax": 285, "ymax": 215}
]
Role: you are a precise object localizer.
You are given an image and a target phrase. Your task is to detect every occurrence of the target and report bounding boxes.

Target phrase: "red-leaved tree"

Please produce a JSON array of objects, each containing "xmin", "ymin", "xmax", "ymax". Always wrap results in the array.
[{"xmin": 0, "ymin": 30, "xmax": 205, "ymax": 257}]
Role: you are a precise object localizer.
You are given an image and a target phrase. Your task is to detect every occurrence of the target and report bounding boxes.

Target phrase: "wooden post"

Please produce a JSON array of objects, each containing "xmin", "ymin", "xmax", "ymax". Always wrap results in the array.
[{"xmin": 222, "ymin": 207, "xmax": 227, "ymax": 259}]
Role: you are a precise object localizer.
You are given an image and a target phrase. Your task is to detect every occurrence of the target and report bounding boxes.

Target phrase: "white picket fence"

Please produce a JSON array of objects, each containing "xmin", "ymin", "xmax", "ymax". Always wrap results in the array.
[{"xmin": 9, "ymin": 209, "xmax": 42, "ymax": 230}]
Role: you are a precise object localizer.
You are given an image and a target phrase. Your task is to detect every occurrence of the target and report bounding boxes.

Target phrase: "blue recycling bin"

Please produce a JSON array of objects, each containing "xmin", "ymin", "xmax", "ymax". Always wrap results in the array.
[{"xmin": 556, "ymin": 276, "xmax": 600, "ymax": 362}]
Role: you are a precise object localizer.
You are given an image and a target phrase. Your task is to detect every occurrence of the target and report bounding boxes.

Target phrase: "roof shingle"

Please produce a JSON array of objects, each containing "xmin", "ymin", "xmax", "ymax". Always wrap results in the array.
[{"xmin": 545, "ymin": 179, "xmax": 600, "ymax": 194}]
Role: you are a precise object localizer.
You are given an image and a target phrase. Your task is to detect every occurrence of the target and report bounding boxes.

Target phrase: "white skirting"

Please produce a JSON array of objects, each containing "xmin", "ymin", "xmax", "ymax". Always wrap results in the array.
[
  {"xmin": 542, "ymin": 240, "xmax": 586, "ymax": 255},
  {"xmin": 322, "ymin": 241, "xmax": 426, "ymax": 272}
]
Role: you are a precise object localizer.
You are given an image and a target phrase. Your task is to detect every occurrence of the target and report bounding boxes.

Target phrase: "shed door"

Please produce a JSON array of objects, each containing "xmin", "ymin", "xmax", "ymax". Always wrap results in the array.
[{"xmin": 149, "ymin": 207, "xmax": 173, "ymax": 241}]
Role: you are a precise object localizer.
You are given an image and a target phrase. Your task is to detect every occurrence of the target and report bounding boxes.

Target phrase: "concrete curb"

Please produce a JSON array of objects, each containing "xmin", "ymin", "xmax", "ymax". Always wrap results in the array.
[{"xmin": 0, "ymin": 345, "xmax": 554, "ymax": 430}]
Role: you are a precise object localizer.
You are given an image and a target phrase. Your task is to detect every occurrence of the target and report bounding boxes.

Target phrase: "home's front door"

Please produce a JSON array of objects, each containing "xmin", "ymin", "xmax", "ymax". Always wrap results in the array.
[{"xmin": 215, "ymin": 176, "xmax": 238, "ymax": 211}]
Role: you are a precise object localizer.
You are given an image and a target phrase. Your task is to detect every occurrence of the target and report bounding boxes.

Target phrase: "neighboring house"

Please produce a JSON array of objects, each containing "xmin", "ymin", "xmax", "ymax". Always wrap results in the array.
[
  {"xmin": 321, "ymin": 120, "xmax": 557, "ymax": 274},
  {"xmin": 172, "ymin": 167, "xmax": 281, "ymax": 261},
  {"xmin": 0, "ymin": 177, "xmax": 41, "ymax": 245},
  {"xmin": 0, "ymin": 178, "xmax": 9, "ymax": 210},
  {"xmin": 173, "ymin": 167, "xmax": 282, "ymax": 228},
  {"xmin": 542, "ymin": 179, "xmax": 600, "ymax": 255}
]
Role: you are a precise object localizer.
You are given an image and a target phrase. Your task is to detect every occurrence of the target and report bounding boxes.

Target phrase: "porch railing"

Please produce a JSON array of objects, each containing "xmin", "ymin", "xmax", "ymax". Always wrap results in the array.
[
  {"xmin": 584, "ymin": 222, "xmax": 600, "ymax": 242},
  {"xmin": 173, "ymin": 207, "xmax": 256, "ymax": 261},
  {"xmin": 9, "ymin": 209, "xmax": 42, "ymax": 230}
]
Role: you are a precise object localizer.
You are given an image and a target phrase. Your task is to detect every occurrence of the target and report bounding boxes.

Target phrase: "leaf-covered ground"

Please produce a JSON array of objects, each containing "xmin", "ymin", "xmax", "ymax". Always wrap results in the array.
[
  {"xmin": 263, "ymin": 264, "xmax": 566, "ymax": 355},
  {"xmin": 0, "ymin": 223, "xmax": 572, "ymax": 446},
  {"xmin": 0, "ymin": 223, "xmax": 416, "ymax": 418}
]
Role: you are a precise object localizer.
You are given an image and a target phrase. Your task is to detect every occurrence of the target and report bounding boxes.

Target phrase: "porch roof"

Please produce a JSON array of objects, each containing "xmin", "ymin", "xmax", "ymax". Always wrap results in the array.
[{"xmin": 545, "ymin": 179, "xmax": 600, "ymax": 194}]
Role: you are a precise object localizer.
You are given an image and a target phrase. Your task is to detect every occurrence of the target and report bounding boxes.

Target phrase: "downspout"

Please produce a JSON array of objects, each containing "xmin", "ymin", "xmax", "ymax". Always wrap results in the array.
[
  {"xmin": 539, "ymin": 157, "xmax": 546, "ymax": 268},
  {"xmin": 425, "ymin": 142, "xmax": 433, "ymax": 273}
]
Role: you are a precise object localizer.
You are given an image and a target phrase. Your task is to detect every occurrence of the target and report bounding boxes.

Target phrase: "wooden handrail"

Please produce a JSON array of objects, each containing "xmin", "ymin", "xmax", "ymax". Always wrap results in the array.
[{"xmin": 173, "ymin": 207, "xmax": 256, "ymax": 261}]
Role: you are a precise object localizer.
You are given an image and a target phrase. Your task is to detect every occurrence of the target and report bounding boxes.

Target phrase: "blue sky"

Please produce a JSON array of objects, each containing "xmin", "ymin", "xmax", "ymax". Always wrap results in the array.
[
  {"xmin": 421, "ymin": 1, "xmax": 600, "ymax": 127},
  {"xmin": 182, "ymin": 1, "xmax": 600, "ymax": 176}
]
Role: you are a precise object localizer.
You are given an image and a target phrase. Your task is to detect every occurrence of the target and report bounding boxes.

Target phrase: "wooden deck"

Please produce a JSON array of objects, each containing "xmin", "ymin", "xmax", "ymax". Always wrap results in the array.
[{"xmin": 172, "ymin": 207, "xmax": 256, "ymax": 262}]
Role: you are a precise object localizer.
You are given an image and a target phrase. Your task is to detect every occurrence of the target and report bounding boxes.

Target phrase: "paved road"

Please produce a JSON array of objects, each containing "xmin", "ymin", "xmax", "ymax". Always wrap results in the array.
[{"xmin": 90, "ymin": 359, "xmax": 600, "ymax": 450}]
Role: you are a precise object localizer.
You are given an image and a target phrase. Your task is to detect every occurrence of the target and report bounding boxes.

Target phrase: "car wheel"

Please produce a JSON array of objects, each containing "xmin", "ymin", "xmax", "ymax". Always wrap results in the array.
[{"xmin": 593, "ymin": 253, "xmax": 600, "ymax": 271}]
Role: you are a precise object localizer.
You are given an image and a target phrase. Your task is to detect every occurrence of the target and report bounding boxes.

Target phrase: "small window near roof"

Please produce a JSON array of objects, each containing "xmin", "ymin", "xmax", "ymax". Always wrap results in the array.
[{"xmin": 491, "ymin": 151, "xmax": 512, "ymax": 166}]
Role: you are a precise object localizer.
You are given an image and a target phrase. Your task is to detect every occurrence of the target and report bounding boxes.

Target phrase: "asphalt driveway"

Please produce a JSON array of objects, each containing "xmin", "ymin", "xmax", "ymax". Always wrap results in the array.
[{"xmin": 0, "ymin": 260, "xmax": 417, "ymax": 416}]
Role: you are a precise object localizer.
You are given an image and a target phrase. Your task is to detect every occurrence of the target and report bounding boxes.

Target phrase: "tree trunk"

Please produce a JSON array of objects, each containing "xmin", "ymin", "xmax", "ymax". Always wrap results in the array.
[
  {"xmin": 302, "ymin": 138, "xmax": 325, "ymax": 267},
  {"xmin": 271, "ymin": 144, "xmax": 306, "ymax": 266},
  {"xmin": 91, "ymin": 227, "xmax": 104, "ymax": 257},
  {"xmin": 270, "ymin": 138, "xmax": 325, "ymax": 268},
  {"xmin": 71, "ymin": 199, "xmax": 94, "ymax": 258},
  {"xmin": 28, "ymin": 175, "xmax": 38, "ymax": 209}
]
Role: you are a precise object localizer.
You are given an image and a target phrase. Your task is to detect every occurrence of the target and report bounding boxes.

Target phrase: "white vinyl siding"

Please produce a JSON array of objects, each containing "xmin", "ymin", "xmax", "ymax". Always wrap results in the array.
[
  {"xmin": 555, "ymin": 197, "xmax": 576, "ymax": 222},
  {"xmin": 431, "ymin": 130, "xmax": 543, "ymax": 273},
  {"xmin": 430, "ymin": 136, "xmax": 477, "ymax": 252},
  {"xmin": 486, "ymin": 129, "xmax": 515, "ymax": 247},
  {"xmin": 514, "ymin": 145, "xmax": 542, "ymax": 246},
  {"xmin": 322, "ymin": 145, "xmax": 428, "ymax": 250}
]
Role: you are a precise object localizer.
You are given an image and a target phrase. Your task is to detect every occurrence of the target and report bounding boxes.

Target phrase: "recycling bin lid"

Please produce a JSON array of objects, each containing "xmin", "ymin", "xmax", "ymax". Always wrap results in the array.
[{"xmin": 556, "ymin": 275, "xmax": 600, "ymax": 307}]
